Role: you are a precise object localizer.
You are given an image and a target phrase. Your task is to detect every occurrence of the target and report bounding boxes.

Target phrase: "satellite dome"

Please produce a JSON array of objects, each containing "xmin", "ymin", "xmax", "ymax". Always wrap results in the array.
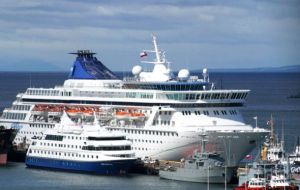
[
  {"xmin": 203, "ymin": 68, "xmax": 208, "ymax": 74},
  {"xmin": 178, "ymin": 69, "xmax": 190, "ymax": 80},
  {"xmin": 132, "ymin": 65, "xmax": 143, "ymax": 76}
]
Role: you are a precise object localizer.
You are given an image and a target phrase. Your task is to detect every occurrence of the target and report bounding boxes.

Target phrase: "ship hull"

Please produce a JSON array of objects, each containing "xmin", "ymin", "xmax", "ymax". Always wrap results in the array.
[
  {"xmin": 120, "ymin": 128, "xmax": 268, "ymax": 167},
  {"xmin": 25, "ymin": 156, "xmax": 136, "ymax": 175},
  {"xmin": 159, "ymin": 167, "xmax": 232, "ymax": 183},
  {"xmin": 0, "ymin": 128, "xmax": 16, "ymax": 165}
]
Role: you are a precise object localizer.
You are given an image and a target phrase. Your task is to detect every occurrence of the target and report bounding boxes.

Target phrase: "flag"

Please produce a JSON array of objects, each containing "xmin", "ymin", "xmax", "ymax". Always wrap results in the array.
[
  {"xmin": 246, "ymin": 154, "xmax": 253, "ymax": 160},
  {"xmin": 253, "ymin": 116, "xmax": 257, "ymax": 120},
  {"xmin": 267, "ymin": 120, "xmax": 271, "ymax": 125},
  {"xmin": 140, "ymin": 51, "xmax": 147, "ymax": 58}
]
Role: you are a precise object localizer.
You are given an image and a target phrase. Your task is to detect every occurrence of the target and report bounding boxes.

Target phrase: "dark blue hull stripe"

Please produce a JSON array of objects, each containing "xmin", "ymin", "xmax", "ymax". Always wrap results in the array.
[{"xmin": 25, "ymin": 156, "xmax": 135, "ymax": 174}]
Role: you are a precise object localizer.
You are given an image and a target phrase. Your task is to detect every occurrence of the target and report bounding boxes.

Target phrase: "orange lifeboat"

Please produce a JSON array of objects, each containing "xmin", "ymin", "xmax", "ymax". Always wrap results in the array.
[
  {"xmin": 82, "ymin": 109, "xmax": 93, "ymax": 117},
  {"xmin": 115, "ymin": 111, "xmax": 130, "ymax": 119},
  {"xmin": 66, "ymin": 109, "xmax": 81, "ymax": 117},
  {"xmin": 130, "ymin": 112, "xmax": 145, "ymax": 120}
]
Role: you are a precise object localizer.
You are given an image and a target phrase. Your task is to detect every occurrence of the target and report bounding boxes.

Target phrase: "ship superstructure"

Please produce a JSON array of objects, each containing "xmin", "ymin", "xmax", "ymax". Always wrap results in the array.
[{"xmin": 0, "ymin": 36, "xmax": 268, "ymax": 167}]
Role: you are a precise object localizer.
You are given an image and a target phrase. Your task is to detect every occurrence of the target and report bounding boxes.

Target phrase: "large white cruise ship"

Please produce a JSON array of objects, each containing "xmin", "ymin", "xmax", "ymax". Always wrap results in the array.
[{"xmin": 0, "ymin": 35, "xmax": 268, "ymax": 167}]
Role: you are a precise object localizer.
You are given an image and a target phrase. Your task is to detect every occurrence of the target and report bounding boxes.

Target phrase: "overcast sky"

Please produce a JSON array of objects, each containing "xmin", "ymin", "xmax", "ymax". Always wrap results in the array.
[{"xmin": 0, "ymin": 0, "xmax": 299, "ymax": 71}]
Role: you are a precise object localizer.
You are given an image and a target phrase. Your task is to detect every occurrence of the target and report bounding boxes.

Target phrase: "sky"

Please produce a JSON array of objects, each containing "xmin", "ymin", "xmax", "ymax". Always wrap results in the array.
[{"xmin": 0, "ymin": 0, "xmax": 300, "ymax": 71}]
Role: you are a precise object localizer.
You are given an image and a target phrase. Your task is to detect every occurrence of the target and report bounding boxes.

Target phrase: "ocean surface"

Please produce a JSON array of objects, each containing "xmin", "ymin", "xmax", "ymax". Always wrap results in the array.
[{"xmin": 0, "ymin": 71, "xmax": 300, "ymax": 190}]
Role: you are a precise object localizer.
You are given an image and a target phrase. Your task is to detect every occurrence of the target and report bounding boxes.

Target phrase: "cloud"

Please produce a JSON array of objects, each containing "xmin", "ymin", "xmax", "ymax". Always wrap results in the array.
[{"xmin": 0, "ymin": 0, "xmax": 299, "ymax": 71}]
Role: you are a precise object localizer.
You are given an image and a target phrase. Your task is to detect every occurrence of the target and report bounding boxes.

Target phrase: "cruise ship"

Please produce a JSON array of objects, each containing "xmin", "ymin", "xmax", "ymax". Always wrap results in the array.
[
  {"xmin": 0, "ymin": 35, "xmax": 268, "ymax": 167},
  {"xmin": 26, "ymin": 111, "xmax": 136, "ymax": 174}
]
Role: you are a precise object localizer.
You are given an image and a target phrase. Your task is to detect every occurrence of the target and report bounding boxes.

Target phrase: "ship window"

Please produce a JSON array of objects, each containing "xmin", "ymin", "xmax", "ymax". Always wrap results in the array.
[
  {"xmin": 45, "ymin": 135, "xmax": 63, "ymax": 141},
  {"xmin": 87, "ymin": 136, "xmax": 126, "ymax": 141}
]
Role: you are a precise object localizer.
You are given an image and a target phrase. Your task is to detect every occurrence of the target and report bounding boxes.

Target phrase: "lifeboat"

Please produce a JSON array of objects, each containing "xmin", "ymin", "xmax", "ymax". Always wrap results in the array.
[
  {"xmin": 82, "ymin": 109, "xmax": 93, "ymax": 117},
  {"xmin": 66, "ymin": 109, "xmax": 81, "ymax": 117},
  {"xmin": 130, "ymin": 112, "xmax": 145, "ymax": 121},
  {"xmin": 115, "ymin": 111, "xmax": 130, "ymax": 119},
  {"xmin": 32, "ymin": 105, "xmax": 46, "ymax": 115}
]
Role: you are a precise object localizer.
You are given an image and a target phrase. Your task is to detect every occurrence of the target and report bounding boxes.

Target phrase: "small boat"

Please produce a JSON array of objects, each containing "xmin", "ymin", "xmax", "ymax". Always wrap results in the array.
[
  {"xmin": 82, "ymin": 109, "xmax": 94, "ymax": 117},
  {"xmin": 115, "ymin": 111, "xmax": 131, "ymax": 119},
  {"xmin": 269, "ymin": 174, "xmax": 299, "ymax": 190},
  {"xmin": 130, "ymin": 112, "xmax": 145, "ymax": 121},
  {"xmin": 234, "ymin": 178, "xmax": 269, "ymax": 190},
  {"xmin": 159, "ymin": 136, "xmax": 232, "ymax": 183},
  {"xmin": 290, "ymin": 162, "xmax": 300, "ymax": 182},
  {"xmin": 290, "ymin": 137, "xmax": 300, "ymax": 165},
  {"xmin": 66, "ymin": 108, "xmax": 81, "ymax": 117}
]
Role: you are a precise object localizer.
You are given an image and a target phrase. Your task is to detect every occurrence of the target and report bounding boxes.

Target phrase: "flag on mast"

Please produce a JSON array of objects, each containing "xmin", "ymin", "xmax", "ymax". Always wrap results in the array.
[
  {"xmin": 246, "ymin": 154, "xmax": 253, "ymax": 160},
  {"xmin": 140, "ymin": 51, "xmax": 147, "ymax": 58}
]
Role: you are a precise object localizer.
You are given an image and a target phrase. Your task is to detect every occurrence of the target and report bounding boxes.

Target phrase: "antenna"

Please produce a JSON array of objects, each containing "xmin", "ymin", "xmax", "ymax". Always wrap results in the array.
[
  {"xmin": 69, "ymin": 50, "xmax": 96, "ymax": 58},
  {"xmin": 141, "ymin": 35, "xmax": 169, "ymax": 65},
  {"xmin": 270, "ymin": 114, "xmax": 275, "ymax": 145},
  {"xmin": 199, "ymin": 133, "xmax": 207, "ymax": 154},
  {"xmin": 152, "ymin": 35, "xmax": 161, "ymax": 63},
  {"xmin": 281, "ymin": 119, "xmax": 284, "ymax": 152},
  {"xmin": 29, "ymin": 73, "xmax": 32, "ymax": 88}
]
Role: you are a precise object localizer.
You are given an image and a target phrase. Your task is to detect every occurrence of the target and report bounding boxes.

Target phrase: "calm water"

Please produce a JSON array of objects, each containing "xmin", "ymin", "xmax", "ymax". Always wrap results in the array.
[{"xmin": 0, "ymin": 71, "xmax": 299, "ymax": 190}]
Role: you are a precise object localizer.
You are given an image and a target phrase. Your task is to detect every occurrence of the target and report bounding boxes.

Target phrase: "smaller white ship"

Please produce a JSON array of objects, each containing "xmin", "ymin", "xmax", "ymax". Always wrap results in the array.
[
  {"xmin": 159, "ymin": 135, "xmax": 232, "ymax": 183},
  {"xmin": 25, "ymin": 111, "xmax": 136, "ymax": 174}
]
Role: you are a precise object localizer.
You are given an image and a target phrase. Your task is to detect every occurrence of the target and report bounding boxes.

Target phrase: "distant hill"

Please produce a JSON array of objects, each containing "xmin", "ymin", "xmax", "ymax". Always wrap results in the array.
[
  {"xmin": 0, "ymin": 59, "xmax": 61, "ymax": 72},
  {"xmin": 208, "ymin": 65, "xmax": 300, "ymax": 73}
]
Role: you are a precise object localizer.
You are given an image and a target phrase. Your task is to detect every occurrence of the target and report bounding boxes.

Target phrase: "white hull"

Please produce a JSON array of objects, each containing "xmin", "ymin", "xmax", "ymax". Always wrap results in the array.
[{"xmin": 107, "ymin": 126, "xmax": 268, "ymax": 167}]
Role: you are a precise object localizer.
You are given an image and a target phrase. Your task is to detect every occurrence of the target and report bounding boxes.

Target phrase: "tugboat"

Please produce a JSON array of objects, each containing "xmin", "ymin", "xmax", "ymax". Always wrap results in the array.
[
  {"xmin": 290, "ymin": 137, "xmax": 300, "ymax": 182},
  {"xmin": 269, "ymin": 173, "xmax": 299, "ymax": 190},
  {"xmin": 234, "ymin": 177, "xmax": 269, "ymax": 190},
  {"xmin": 159, "ymin": 135, "xmax": 232, "ymax": 183},
  {"xmin": 25, "ymin": 112, "xmax": 136, "ymax": 174},
  {"xmin": 0, "ymin": 126, "xmax": 16, "ymax": 165}
]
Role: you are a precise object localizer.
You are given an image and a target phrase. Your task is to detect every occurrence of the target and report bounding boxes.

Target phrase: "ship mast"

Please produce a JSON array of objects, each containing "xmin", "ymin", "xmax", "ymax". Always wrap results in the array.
[
  {"xmin": 141, "ymin": 35, "xmax": 170, "ymax": 67},
  {"xmin": 152, "ymin": 35, "xmax": 162, "ymax": 63},
  {"xmin": 270, "ymin": 114, "xmax": 275, "ymax": 145}
]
